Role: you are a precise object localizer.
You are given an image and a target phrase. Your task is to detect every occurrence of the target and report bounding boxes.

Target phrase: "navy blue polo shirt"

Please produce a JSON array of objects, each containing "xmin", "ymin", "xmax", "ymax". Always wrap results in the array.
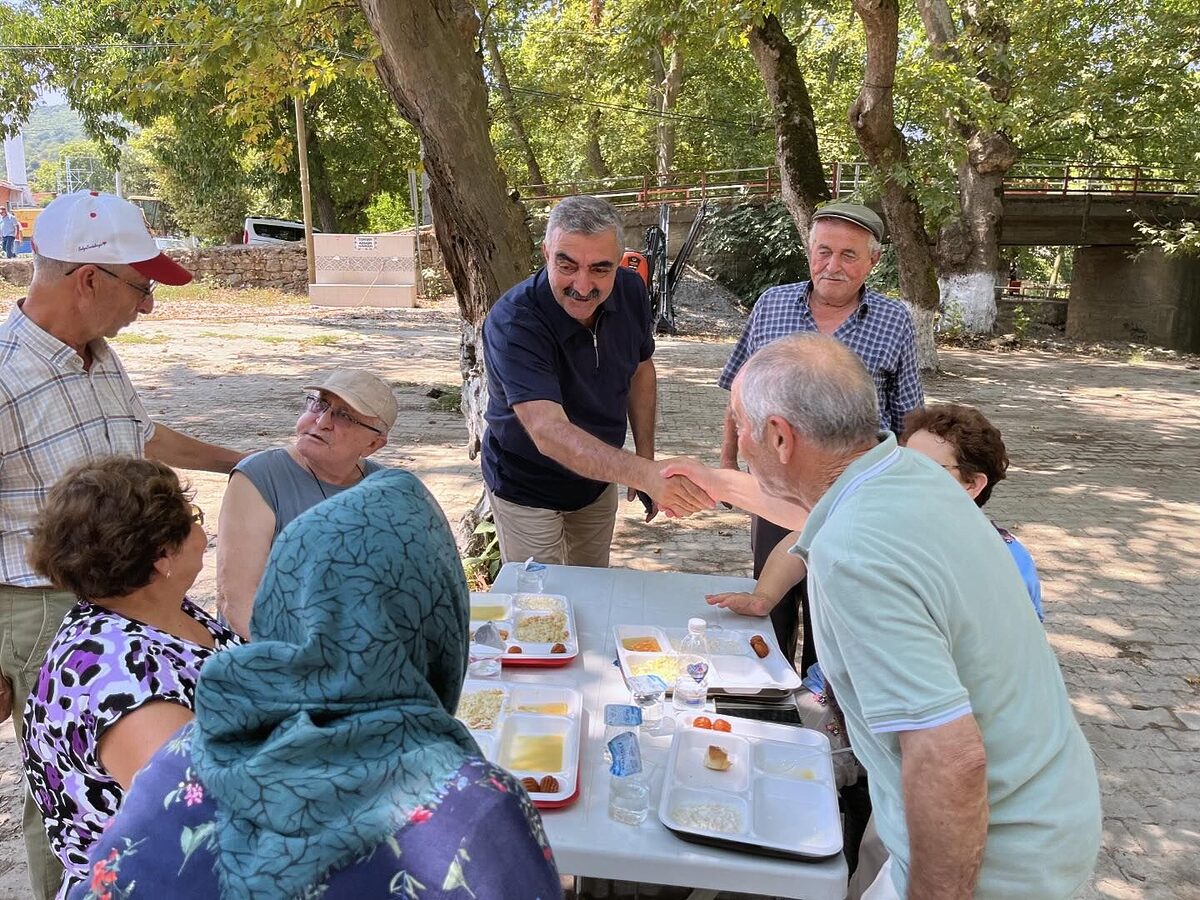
[{"xmin": 482, "ymin": 266, "xmax": 655, "ymax": 511}]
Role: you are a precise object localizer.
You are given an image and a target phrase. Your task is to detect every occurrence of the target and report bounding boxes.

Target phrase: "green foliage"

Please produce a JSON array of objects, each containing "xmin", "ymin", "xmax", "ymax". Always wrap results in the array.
[
  {"xmin": 2, "ymin": 0, "xmax": 418, "ymax": 239},
  {"xmin": 28, "ymin": 138, "xmax": 115, "ymax": 193},
  {"xmin": 21, "ymin": 104, "xmax": 89, "ymax": 174},
  {"xmin": 364, "ymin": 193, "xmax": 414, "ymax": 233},
  {"xmin": 461, "ymin": 519, "xmax": 501, "ymax": 589},
  {"xmin": 131, "ymin": 118, "xmax": 254, "ymax": 244},
  {"xmin": 421, "ymin": 266, "xmax": 454, "ymax": 299},
  {"xmin": 1011, "ymin": 304, "xmax": 1032, "ymax": 341},
  {"xmin": 697, "ymin": 201, "xmax": 810, "ymax": 307},
  {"xmin": 1134, "ymin": 219, "xmax": 1200, "ymax": 259}
]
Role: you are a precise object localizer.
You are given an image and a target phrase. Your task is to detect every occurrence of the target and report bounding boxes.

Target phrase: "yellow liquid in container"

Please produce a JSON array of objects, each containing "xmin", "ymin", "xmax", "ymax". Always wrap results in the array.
[
  {"xmin": 471, "ymin": 604, "xmax": 507, "ymax": 621},
  {"xmin": 516, "ymin": 703, "xmax": 569, "ymax": 715},
  {"xmin": 504, "ymin": 734, "xmax": 564, "ymax": 772}
]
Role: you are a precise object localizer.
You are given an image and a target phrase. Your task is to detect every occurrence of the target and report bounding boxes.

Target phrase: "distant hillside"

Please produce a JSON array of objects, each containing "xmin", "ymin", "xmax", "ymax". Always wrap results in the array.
[{"xmin": 22, "ymin": 104, "xmax": 88, "ymax": 177}]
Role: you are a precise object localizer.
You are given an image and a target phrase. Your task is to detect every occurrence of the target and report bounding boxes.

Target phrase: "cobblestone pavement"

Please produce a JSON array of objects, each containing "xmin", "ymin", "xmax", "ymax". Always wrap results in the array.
[{"xmin": 0, "ymin": 300, "xmax": 1197, "ymax": 898}]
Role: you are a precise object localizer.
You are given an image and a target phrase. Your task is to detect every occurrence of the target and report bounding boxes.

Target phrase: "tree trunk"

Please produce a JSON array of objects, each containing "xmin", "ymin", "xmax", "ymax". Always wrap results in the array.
[
  {"xmin": 655, "ymin": 36, "xmax": 683, "ymax": 185},
  {"xmin": 360, "ymin": 0, "xmax": 535, "ymax": 543},
  {"xmin": 585, "ymin": 109, "xmax": 611, "ymax": 178},
  {"xmin": 303, "ymin": 108, "xmax": 339, "ymax": 232},
  {"xmin": 917, "ymin": 0, "xmax": 1017, "ymax": 334},
  {"xmin": 849, "ymin": 0, "xmax": 940, "ymax": 370},
  {"xmin": 936, "ymin": 133, "xmax": 1016, "ymax": 332},
  {"xmin": 584, "ymin": 0, "xmax": 610, "ymax": 179},
  {"xmin": 479, "ymin": 4, "xmax": 546, "ymax": 196},
  {"xmin": 747, "ymin": 13, "xmax": 830, "ymax": 254}
]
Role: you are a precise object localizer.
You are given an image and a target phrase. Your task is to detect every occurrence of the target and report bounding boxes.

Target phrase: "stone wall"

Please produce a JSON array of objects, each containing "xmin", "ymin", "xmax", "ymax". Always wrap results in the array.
[
  {"xmin": 166, "ymin": 245, "xmax": 309, "ymax": 293},
  {"xmin": 0, "ymin": 245, "xmax": 311, "ymax": 293}
]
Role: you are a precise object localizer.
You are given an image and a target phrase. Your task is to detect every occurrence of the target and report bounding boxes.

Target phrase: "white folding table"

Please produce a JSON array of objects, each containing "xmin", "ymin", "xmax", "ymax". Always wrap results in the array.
[{"xmin": 491, "ymin": 562, "xmax": 849, "ymax": 900}]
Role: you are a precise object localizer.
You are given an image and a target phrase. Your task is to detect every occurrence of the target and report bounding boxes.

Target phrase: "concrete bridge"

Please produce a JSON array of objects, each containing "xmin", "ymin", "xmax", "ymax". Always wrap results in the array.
[{"xmin": 520, "ymin": 162, "xmax": 1200, "ymax": 352}]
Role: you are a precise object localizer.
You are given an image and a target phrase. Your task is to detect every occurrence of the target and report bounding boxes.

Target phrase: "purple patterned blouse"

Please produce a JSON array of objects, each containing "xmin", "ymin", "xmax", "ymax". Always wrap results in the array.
[{"xmin": 20, "ymin": 598, "xmax": 241, "ymax": 899}]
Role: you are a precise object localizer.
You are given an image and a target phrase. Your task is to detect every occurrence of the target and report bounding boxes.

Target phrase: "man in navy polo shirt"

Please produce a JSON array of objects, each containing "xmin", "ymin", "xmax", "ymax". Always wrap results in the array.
[{"xmin": 482, "ymin": 195, "xmax": 712, "ymax": 567}]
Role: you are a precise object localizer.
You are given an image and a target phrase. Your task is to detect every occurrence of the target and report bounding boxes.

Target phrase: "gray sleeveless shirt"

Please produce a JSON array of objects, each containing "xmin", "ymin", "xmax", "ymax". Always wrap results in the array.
[{"xmin": 234, "ymin": 448, "xmax": 384, "ymax": 539}]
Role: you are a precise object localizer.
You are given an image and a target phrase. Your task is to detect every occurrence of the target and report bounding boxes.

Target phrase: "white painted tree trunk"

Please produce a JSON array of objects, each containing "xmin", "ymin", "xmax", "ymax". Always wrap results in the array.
[
  {"xmin": 938, "ymin": 271, "xmax": 997, "ymax": 333},
  {"xmin": 905, "ymin": 301, "xmax": 940, "ymax": 372}
]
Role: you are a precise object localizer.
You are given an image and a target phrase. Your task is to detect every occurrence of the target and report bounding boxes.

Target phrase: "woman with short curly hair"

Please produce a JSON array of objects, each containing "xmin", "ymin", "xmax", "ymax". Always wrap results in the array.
[{"xmin": 20, "ymin": 456, "xmax": 241, "ymax": 900}]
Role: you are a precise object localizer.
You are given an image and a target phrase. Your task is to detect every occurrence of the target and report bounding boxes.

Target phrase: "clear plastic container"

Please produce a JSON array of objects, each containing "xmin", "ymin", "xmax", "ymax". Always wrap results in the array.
[
  {"xmin": 672, "ymin": 618, "xmax": 711, "ymax": 712},
  {"xmin": 629, "ymin": 674, "xmax": 669, "ymax": 735},
  {"xmin": 515, "ymin": 560, "xmax": 547, "ymax": 594},
  {"xmin": 608, "ymin": 772, "xmax": 650, "ymax": 825},
  {"xmin": 606, "ymin": 731, "xmax": 649, "ymax": 825}
]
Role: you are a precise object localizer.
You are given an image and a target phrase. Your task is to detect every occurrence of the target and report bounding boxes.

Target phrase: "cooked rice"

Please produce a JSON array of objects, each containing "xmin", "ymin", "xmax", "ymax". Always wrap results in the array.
[
  {"xmin": 671, "ymin": 802, "xmax": 744, "ymax": 834},
  {"xmin": 515, "ymin": 594, "xmax": 566, "ymax": 611},
  {"xmin": 457, "ymin": 689, "xmax": 505, "ymax": 730},
  {"xmin": 515, "ymin": 611, "xmax": 568, "ymax": 643}
]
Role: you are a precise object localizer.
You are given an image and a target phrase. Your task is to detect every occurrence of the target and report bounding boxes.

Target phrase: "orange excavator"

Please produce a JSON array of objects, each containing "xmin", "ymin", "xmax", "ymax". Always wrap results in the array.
[{"xmin": 620, "ymin": 203, "xmax": 709, "ymax": 335}]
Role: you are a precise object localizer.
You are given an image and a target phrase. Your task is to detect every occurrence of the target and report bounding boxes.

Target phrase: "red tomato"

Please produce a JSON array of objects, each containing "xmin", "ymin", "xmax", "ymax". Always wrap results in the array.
[
  {"xmin": 692, "ymin": 716, "xmax": 713, "ymax": 729},
  {"xmin": 712, "ymin": 718, "xmax": 732, "ymax": 732}
]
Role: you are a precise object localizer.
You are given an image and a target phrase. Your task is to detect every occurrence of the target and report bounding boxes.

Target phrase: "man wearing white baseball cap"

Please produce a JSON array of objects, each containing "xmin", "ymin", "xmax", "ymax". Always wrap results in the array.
[{"xmin": 0, "ymin": 190, "xmax": 246, "ymax": 900}]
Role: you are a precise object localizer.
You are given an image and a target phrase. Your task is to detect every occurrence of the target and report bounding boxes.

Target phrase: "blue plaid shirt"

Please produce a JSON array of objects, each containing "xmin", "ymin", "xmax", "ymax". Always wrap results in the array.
[{"xmin": 719, "ymin": 282, "xmax": 923, "ymax": 434}]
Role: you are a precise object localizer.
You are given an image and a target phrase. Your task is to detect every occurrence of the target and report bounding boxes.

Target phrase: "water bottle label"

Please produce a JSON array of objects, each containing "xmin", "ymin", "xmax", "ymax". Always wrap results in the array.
[
  {"xmin": 630, "ymin": 674, "xmax": 668, "ymax": 695},
  {"xmin": 604, "ymin": 704, "xmax": 643, "ymax": 726},
  {"xmin": 608, "ymin": 731, "xmax": 643, "ymax": 776},
  {"xmin": 686, "ymin": 661, "xmax": 709, "ymax": 683}
]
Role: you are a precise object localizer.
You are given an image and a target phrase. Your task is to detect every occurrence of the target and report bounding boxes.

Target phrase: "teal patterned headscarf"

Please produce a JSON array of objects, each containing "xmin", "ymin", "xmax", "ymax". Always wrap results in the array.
[{"xmin": 192, "ymin": 470, "xmax": 478, "ymax": 900}]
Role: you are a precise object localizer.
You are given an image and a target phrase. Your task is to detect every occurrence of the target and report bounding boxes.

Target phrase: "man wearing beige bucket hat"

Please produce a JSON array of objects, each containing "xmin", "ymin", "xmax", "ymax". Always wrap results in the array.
[
  {"xmin": 216, "ymin": 367, "xmax": 398, "ymax": 638},
  {"xmin": 0, "ymin": 190, "xmax": 247, "ymax": 899}
]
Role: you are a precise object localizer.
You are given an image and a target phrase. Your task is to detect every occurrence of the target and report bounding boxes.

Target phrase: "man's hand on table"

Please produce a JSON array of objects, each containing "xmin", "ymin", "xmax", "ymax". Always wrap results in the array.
[{"xmin": 706, "ymin": 591, "xmax": 777, "ymax": 617}]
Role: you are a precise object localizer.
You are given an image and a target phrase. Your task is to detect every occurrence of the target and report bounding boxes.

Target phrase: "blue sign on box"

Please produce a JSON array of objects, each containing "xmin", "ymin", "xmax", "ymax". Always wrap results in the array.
[
  {"xmin": 604, "ymin": 704, "xmax": 643, "ymax": 726},
  {"xmin": 607, "ymin": 731, "xmax": 643, "ymax": 776}
]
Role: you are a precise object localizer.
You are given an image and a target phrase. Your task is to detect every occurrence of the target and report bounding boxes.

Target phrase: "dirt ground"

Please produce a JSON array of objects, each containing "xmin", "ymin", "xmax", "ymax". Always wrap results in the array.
[{"xmin": 1, "ymin": 280, "xmax": 1198, "ymax": 898}]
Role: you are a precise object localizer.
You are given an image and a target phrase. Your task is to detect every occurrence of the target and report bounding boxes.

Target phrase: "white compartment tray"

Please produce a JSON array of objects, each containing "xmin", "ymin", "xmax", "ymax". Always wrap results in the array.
[{"xmin": 658, "ymin": 714, "xmax": 842, "ymax": 860}]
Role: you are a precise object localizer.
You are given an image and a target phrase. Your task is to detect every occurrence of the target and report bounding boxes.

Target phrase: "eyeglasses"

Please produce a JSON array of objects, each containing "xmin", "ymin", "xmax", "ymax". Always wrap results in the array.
[
  {"xmin": 189, "ymin": 503, "xmax": 205, "ymax": 525},
  {"xmin": 303, "ymin": 394, "xmax": 385, "ymax": 435},
  {"xmin": 65, "ymin": 264, "xmax": 157, "ymax": 299}
]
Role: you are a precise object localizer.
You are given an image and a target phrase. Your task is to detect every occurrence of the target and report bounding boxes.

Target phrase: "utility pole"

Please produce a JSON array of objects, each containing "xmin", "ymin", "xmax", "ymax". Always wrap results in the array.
[{"xmin": 294, "ymin": 96, "xmax": 317, "ymax": 286}]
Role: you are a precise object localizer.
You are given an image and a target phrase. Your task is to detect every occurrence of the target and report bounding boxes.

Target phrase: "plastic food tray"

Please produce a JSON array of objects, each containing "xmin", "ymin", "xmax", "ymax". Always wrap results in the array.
[
  {"xmin": 470, "ymin": 592, "xmax": 579, "ymax": 668},
  {"xmin": 658, "ymin": 713, "xmax": 842, "ymax": 860},
  {"xmin": 613, "ymin": 625, "xmax": 802, "ymax": 696},
  {"xmin": 455, "ymin": 679, "xmax": 583, "ymax": 809}
]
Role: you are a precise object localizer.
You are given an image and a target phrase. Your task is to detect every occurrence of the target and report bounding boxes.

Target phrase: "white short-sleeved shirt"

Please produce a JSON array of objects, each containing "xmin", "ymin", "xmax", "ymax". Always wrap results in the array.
[{"xmin": 0, "ymin": 302, "xmax": 155, "ymax": 586}]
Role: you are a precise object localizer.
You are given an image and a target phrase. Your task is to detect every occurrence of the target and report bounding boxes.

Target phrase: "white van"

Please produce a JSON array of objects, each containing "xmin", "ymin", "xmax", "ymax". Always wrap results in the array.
[{"xmin": 243, "ymin": 217, "xmax": 320, "ymax": 246}]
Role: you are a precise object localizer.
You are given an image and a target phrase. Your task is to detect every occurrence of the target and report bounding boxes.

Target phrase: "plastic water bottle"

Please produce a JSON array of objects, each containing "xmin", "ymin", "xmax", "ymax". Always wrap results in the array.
[
  {"xmin": 606, "ymin": 731, "xmax": 649, "ymax": 825},
  {"xmin": 672, "ymin": 617, "xmax": 711, "ymax": 712}
]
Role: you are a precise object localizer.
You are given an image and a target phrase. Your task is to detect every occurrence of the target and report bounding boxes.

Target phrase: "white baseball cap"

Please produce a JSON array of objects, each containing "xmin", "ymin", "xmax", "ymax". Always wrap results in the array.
[{"xmin": 32, "ymin": 191, "xmax": 193, "ymax": 285}]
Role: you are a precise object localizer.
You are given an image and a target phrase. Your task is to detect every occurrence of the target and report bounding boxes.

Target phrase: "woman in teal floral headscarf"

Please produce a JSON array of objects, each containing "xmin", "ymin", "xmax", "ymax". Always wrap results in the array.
[{"xmin": 69, "ymin": 470, "xmax": 561, "ymax": 900}]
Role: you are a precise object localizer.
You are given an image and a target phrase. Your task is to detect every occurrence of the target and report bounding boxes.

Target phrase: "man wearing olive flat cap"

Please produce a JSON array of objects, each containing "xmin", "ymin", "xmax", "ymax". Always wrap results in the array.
[{"xmin": 714, "ymin": 202, "xmax": 923, "ymax": 677}]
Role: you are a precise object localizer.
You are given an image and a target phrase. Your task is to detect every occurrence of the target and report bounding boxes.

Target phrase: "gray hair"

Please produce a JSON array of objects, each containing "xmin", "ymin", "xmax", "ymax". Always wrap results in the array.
[
  {"xmin": 546, "ymin": 195, "xmax": 624, "ymax": 247},
  {"xmin": 807, "ymin": 225, "xmax": 882, "ymax": 258},
  {"xmin": 737, "ymin": 333, "xmax": 880, "ymax": 455},
  {"xmin": 32, "ymin": 254, "xmax": 75, "ymax": 279}
]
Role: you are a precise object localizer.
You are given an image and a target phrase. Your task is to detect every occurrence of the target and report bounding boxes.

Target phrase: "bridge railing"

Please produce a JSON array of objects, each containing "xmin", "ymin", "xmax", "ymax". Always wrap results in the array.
[
  {"xmin": 1000, "ymin": 161, "xmax": 1199, "ymax": 197},
  {"xmin": 994, "ymin": 281, "xmax": 1071, "ymax": 302},
  {"xmin": 518, "ymin": 162, "xmax": 872, "ymax": 207},
  {"xmin": 516, "ymin": 160, "xmax": 1200, "ymax": 208}
]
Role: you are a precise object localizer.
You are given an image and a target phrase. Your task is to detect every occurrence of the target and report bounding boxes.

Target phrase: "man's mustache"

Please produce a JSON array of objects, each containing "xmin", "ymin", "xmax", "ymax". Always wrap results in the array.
[{"xmin": 564, "ymin": 287, "xmax": 601, "ymax": 301}]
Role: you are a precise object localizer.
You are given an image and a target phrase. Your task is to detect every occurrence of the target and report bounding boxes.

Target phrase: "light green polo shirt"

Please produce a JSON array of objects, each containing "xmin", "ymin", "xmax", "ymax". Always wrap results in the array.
[{"xmin": 795, "ymin": 434, "xmax": 1100, "ymax": 898}]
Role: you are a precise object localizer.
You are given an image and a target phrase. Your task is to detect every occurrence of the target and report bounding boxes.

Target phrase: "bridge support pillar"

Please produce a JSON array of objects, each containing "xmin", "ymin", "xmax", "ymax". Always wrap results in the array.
[{"xmin": 1068, "ymin": 247, "xmax": 1200, "ymax": 352}]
